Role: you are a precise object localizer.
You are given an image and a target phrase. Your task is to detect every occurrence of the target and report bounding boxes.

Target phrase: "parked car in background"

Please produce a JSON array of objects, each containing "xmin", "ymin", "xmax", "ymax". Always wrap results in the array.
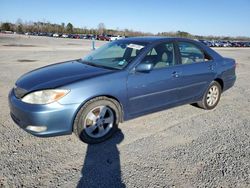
[
  {"xmin": 231, "ymin": 42, "xmax": 241, "ymax": 47},
  {"xmin": 52, "ymin": 33, "xmax": 60, "ymax": 37},
  {"xmin": 97, "ymin": 35, "xmax": 110, "ymax": 41},
  {"xmin": 62, "ymin": 34, "xmax": 69, "ymax": 38},
  {"xmin": 199, "ymin": 40, "xmax": 213, "ymax": 47},
  {"xmin": 238, "ymin": 42, "xmax": 246, "ymax": 47},
  {"xmin": 46, "ymin": 33, "xmax": 53, "ymax": 37},
  {"xmin": 12, "ymin": 31, "xmax": 250, "ymax": 47},
  {"xmin": 244, "ymin": 42, "xmax": 250, "ymax": 47},
  {"xmin": 74, "ymin": 34, "xmax": 81, "ymax": 39},
  {"xmin": 9, "ymin": 37, "xmax": 236, "ymax": 144},
  {"xmin": 82, "ymin": 34, "xmax": 95, "ymax": 39},
  {"xmin": 110, "ymin": 35, "xmax": 125, "ymax": 41},
  {"xmin": 38, "ymin": 32, "xmax": 47, "ymax": 36},
  {"xmin": 221, "ymin": 41, "xmax": 231, "ymax": 47},
  {"xmin": 82, "ymin": 34, "xmax": 89, "ymax": 39},
  {"xmin": 215, "ymin": 41, "xmax": 224, "ymax": 47}
]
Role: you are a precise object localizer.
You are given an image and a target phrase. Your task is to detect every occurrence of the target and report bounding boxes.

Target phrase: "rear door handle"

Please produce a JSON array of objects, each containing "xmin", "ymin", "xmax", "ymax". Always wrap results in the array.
[
  {"xmin": 208, "ymin": 65, "xmax": 215, "ymax": 71},
  {"xmin": 172, "ymin": 71, "xmax": 180, "ymax": 78}
]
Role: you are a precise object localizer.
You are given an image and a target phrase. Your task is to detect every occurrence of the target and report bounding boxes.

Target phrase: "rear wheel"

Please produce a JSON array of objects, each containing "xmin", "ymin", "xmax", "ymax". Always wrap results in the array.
[
  {"xmin": 74, "ymin": 97, "xmax": 120, "ymax": 144},
  {"xmin": 197, "ymin": 81, "xmax": 221, "ymax": 110}
]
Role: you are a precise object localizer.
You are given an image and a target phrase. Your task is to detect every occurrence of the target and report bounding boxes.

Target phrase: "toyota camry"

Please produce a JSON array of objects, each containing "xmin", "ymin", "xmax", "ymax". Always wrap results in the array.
[{"xmin": 8, "ymin": 37, "xmax": 236, "ymax": 143}]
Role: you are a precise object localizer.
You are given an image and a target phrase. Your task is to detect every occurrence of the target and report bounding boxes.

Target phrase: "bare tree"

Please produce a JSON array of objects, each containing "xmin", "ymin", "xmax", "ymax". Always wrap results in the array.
[
  {"xmin": 97, "ymin": 23, "xmax": 105, "ymax": 35},
  {"xmin": 61, "ymin": 22, "xmax": 65, "ymax": 33},
  {"xmin": 16, "ymin": 18, "xmax": 23, "ymax": 25}
]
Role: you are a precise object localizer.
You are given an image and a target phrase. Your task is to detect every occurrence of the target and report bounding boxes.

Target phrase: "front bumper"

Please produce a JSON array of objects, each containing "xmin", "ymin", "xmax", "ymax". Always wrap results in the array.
[{"xmin": 8, "ymin": 89, "xmax": 80, "ymax": 137}]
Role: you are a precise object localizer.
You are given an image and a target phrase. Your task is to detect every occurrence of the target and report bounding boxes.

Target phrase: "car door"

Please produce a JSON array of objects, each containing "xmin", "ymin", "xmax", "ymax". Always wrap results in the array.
[
  {"xmin": 127, "ymin": 42, "xmax": 182, "ymax": 117},
  {"xmin": 176, "ymin": 41, "xmax": 217, "ymax": 102}
]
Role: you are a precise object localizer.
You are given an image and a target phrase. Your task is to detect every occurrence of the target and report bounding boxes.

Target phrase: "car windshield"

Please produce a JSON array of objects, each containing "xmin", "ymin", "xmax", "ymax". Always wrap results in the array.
[{"xmin": 81, "ymin": 40, "xmax": 147, "ymax": 70}]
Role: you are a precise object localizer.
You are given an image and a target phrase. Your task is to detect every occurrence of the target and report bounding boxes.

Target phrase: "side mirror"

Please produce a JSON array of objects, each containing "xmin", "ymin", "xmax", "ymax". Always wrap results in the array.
[{"xmin": 135, "ymin": 63, "xmax": 153, "ymax": 73}]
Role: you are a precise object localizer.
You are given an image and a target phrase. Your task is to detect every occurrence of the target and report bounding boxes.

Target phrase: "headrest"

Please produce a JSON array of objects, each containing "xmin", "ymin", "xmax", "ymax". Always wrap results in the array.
[{"xmin": 162, "ymin": 52, "xmax": 168, "ymax": 62}]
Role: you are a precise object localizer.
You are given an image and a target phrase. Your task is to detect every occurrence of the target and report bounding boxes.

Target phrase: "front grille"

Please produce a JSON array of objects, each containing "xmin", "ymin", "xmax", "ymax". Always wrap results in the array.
[{"xmin": 14, "ymin": 86, "xmax": 28, "ymax": 99}]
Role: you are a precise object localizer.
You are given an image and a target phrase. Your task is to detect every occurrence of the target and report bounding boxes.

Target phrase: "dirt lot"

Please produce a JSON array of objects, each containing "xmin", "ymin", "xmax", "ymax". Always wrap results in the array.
[{"xmin": 0, "ymin": 34, "xmax": 249, "ymax": 188}]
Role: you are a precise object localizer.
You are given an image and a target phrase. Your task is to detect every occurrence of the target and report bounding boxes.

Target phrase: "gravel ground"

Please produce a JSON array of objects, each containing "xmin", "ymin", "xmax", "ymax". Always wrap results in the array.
[{"xmin": 0, "ymin": 34, "xmax": 249, "ymax": 188}]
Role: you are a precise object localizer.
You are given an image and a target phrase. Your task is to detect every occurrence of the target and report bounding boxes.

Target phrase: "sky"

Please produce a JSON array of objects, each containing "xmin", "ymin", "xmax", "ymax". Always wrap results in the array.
[{"xmin": 1, "ymin": 0, "xmax": 250, "ymax": 37}]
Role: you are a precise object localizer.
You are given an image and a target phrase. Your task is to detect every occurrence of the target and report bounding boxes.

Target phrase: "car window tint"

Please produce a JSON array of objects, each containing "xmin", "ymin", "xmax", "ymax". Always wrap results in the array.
[
  {"xmin": 93, "ymin": 43, "xmax": 126, "ymax": 59},
  {"xmin": 141, "ymin": 42, "xmax": 176, "ymax": 69},
  {"xmin": 178, "ymin": 42, "xmax": 205, "ymax": 64}
]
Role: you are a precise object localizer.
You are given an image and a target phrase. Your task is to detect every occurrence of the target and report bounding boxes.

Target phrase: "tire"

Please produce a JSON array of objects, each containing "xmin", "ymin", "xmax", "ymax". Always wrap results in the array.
[
  {"xmin": 197, "ymin": 81, "xmax": 222, "ymax": 110},
  {"xmin": 73, "ymin": 97, "xmax": 120, "ymax": 144}
]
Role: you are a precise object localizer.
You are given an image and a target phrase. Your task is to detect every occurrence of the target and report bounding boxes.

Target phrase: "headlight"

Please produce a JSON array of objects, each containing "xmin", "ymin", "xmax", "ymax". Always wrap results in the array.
[{"xmin": 21, "ymin": 89, "xmax": 70, "ymax": 104}]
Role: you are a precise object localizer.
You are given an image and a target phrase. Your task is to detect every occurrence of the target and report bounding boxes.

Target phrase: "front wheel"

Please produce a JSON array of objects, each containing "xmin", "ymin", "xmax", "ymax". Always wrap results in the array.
[
  {"xmin": 74, "ymin": 97, "xmax": 120, "ymax": 144},
  {"xmin": 197, "ymin": 81, "xmax": 222, "ymax": 110}
]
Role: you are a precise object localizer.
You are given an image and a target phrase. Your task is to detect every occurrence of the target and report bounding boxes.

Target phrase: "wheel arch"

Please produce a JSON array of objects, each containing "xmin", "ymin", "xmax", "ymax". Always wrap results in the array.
[
  {"xmin": 214, "ymin": 78, "xmax": 224, "ymax": 91},
  {"xmin": 101, "ymin": 95, "xmax": 124, "ymax": 123}
]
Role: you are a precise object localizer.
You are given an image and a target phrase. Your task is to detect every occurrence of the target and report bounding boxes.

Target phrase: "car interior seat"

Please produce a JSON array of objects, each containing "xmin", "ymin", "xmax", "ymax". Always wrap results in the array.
[{"xmin": 154, "ymin": 51, "xmax": 172, "ymax": 68}]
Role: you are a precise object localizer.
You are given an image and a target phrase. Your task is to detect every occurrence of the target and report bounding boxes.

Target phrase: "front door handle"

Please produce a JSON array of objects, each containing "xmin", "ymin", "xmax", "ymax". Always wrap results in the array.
[{"xmin": 172, "ymin": 71, "xmax": 180, "ymax": 78}]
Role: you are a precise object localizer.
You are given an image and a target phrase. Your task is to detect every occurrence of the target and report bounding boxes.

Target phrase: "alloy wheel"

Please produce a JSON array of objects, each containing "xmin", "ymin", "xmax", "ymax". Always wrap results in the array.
[
  {"xmin": 83, "ymin": 106, "xmax": 114, "ymax": 138},
  {"xmin": 206, "ymin": 85, "xmax": 219, "ymax": 106}
]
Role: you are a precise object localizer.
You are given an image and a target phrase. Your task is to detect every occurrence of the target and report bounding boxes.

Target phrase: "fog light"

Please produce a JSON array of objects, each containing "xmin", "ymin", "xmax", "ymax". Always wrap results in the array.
[{"xmin": 26, "ymin": 126, "xmax": 47, "ymax": 132}]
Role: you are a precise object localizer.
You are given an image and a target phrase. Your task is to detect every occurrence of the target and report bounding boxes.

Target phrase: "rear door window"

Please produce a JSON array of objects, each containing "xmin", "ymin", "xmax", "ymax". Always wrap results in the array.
[{"xmin": 178, "ymin": 42, "xmax": 209, "ymax": 64}]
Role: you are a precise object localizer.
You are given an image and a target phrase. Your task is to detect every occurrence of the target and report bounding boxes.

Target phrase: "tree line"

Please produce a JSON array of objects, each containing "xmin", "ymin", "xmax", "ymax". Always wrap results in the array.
[{"xmin": 1, "ymin": 19, "xmax": 249, "ymax": 41}]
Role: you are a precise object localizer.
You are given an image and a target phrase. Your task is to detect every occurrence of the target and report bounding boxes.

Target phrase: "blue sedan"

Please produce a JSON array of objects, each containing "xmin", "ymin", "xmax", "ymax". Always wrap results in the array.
[{"xmin": 8, "ymin": 37, "xmax": 236, "ymax": 143}]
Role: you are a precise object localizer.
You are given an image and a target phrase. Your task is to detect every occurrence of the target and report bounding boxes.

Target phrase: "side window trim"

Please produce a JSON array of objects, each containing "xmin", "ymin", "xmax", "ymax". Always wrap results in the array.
[{"xmin": 173, "ymin": 40, "xmax": 182, "ymax": 65}]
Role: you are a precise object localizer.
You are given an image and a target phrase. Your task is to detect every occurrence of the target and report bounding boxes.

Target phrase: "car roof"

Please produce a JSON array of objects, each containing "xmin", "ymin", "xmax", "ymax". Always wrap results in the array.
[{"xmin": 120, "ymin": 36, "xmax": 196, "ymax": 43}]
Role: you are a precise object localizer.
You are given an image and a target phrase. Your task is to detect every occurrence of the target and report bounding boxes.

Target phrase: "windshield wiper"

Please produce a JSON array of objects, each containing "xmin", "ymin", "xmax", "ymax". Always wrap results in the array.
[{"xmin": 79, "ymin": 60, "xmax": 120, "ymax": 70}]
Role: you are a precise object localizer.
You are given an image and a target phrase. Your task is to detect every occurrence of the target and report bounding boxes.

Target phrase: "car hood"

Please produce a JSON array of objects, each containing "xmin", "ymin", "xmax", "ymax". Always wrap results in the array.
[{"xmin": 16, "ymin": 59, "xmax": 114, "ymax": 92}]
